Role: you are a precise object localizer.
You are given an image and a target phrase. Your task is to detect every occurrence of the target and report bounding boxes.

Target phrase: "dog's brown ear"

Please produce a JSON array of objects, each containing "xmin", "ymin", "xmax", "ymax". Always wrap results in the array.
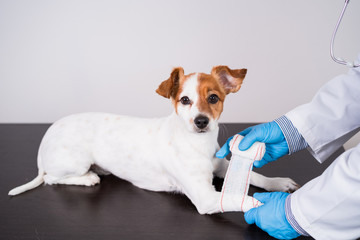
[
  {"xmin": 156, "ymin": 67, "xmax": 184, "ymax": 99},
  {"xmin": 211, "ymin": 66, "xmax": 247, "ymax": 94}
]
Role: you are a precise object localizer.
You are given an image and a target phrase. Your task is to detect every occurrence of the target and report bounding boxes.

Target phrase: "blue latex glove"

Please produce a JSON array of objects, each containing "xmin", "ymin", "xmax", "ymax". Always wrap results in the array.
[
  {"xmin": 216, "ymin": 121, "xmax": 289, "ymax": 168},
  {"xmin": 244, "ymin": 192, "xmax": 300, "ymax": 240}
]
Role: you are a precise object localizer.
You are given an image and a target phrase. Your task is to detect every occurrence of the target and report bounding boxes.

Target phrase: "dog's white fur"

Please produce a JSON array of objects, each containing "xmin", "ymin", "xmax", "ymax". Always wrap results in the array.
[{"xmin": 9, "ymin": 67, "xmax": 299, "ymax": 214}]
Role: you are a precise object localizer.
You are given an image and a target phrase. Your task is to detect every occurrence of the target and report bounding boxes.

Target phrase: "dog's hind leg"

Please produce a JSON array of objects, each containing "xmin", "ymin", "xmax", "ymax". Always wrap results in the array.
[
  {"xmin": 40, "ymin": 141, "xmax": 100, "ymax": 187},
  {"xmin": 44, "ymin": 171, "xmax": 100, "ymax": 186}
]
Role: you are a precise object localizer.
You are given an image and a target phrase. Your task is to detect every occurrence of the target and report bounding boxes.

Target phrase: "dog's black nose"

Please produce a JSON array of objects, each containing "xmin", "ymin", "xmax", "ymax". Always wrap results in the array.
[{"xmin": 194, "ymin": 116, "xmax": 209, "ymax": 129}]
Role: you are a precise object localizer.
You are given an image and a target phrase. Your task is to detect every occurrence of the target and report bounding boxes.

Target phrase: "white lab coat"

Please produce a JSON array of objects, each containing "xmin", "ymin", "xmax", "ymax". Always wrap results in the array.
[{"xmin": 285, "ymin": 55, "xmax": 360, "ymax": 240}]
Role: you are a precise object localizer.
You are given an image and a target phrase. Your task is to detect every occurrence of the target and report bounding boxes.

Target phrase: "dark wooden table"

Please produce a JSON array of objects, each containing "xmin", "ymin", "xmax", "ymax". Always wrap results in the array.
[{"xmin": 0, "ymin": 123, "xmax": 342, "ymax": 240}]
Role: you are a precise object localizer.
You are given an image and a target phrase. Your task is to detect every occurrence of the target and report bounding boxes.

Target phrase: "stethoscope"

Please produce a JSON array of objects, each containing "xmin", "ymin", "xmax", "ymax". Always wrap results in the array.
[{"xmin": 330, "ymin": 0, "xmax": 359, "ymax": 68}]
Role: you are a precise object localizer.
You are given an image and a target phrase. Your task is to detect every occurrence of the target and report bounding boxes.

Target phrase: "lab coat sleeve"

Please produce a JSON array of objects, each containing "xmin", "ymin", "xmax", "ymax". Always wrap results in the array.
[
  {"xmin": 285, "ymin": 64, "xmax": 360, "ymax": 163},
  {"xmin": 290, "ymin": 145, "xmax": 360, "ymax": 240}
]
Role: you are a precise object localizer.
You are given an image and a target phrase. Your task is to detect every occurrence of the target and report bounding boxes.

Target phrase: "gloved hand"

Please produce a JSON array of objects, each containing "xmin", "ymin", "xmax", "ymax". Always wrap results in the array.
[
  {"xmin": 216, "ymin": 121, "xmax": 289, "ymax": 168},
  {"xmin": 244, "ymin": 192, "xmax": 300, "ymax": 240}
]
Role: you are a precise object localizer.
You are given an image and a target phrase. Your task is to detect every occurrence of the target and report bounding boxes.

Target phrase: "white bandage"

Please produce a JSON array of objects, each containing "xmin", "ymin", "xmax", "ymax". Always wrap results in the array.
[{"xmin": 219, "ymin": 134, "xmax": 265, "ymax": 212}]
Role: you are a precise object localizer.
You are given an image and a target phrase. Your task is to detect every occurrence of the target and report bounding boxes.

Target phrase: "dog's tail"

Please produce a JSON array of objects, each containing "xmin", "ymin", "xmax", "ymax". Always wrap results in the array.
[{"xmin": 8, "ymin": 169, "xmax": 45, "ymax": 196}]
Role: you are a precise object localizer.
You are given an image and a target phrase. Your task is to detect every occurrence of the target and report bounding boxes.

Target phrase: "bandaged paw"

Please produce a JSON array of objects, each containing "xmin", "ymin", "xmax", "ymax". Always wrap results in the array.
[{"xmin": 219, "ymin": 134, "xmax": 265, "ymax": 212}]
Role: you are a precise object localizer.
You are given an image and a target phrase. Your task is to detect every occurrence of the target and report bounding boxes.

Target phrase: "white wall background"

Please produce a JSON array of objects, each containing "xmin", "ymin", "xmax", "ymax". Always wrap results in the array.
[{"xmin": 1, "ymin": 0, "xmax": 359, "ymax": 124}]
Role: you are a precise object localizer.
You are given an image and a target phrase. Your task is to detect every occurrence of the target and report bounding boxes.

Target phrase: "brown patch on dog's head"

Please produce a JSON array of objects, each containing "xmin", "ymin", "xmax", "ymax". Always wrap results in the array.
[
  {"xmin": 196, "ymin": 66, "xmax": 247, "ymax": 120},
  {"xmin": 157, "ymin": 68, "xmax": 198, "ymax": 113},
  {"xmin": 197, "ymin": 73, "xmax": 226, "ymax": 120}
]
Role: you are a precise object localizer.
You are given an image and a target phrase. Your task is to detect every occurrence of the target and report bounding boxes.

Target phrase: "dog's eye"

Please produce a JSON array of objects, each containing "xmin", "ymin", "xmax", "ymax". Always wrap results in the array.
[
  {"xmin": 208, "ymin": 94, "xmax": 219, "ymax": 104},
  {"xmin": 180, "ymin": 96, "xmax": 191, "ymax": 105}
]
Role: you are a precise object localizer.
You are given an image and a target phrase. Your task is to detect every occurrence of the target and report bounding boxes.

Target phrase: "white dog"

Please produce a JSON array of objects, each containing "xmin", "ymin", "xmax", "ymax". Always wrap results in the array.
[{"xmin": 9, "ymin": 66, "xmax": 299, "ymax": 214}]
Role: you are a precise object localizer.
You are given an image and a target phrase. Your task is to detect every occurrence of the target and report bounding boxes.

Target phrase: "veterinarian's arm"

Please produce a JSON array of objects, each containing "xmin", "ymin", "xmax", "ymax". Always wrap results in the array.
[{"xmin": 285, "ymin": 62, "xmax": 360, "ymax": 163}]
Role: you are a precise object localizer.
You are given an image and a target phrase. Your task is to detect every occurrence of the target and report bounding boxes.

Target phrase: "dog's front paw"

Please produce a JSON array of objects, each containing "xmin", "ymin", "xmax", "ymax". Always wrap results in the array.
[{"xmin": 265, "ymin": 177, "xmax": 300, "ymax": 193}]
